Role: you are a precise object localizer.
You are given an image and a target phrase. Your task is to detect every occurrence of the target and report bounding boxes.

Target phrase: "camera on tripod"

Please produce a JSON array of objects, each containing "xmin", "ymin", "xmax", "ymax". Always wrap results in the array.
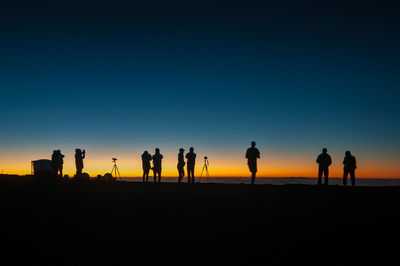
[
  {"xmin": 111, "ymin": 157, "xmax": 121, "ymax": 180},
  {"xmin": 200, "ymin": 156, "xmax": 211, "ymax": 182}
]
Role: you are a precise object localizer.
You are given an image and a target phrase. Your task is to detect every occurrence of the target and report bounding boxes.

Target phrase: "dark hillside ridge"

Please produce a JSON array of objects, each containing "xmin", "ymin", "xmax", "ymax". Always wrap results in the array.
[{"xmin": 0, "ymin": 175, "xmax": 399, "ymax": 265}]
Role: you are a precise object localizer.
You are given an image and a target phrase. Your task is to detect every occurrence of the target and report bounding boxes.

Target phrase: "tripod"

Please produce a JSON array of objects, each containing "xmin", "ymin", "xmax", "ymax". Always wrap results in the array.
[
  {"xmin": 111, "ymin": 158, "xmax": 121, "ymax": 181},
  {"xmin": 200, "ymin": 157, "xmax": 211, "ymax": 183}
]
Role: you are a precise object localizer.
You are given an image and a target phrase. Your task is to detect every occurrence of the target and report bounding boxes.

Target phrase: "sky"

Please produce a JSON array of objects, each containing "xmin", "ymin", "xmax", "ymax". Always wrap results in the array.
[{"xmin": 0, "ymin": 0, "xmax": 399, "ymax": 178}]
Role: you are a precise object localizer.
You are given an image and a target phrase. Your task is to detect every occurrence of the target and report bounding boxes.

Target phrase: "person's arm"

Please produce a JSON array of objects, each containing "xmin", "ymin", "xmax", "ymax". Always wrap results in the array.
[
  {"xmin": 257, "ymin": 149, "xmax": 260, "ymax": 158},
  {"xmin": 328, "ymin": 155, "xmax": 332, "ymax": 166}
]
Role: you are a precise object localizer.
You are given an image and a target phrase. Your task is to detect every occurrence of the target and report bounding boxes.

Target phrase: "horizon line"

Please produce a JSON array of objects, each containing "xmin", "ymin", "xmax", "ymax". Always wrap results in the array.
[{"xmin": 1, "ymin": 174, "xmax": 400, "ymax": 180}]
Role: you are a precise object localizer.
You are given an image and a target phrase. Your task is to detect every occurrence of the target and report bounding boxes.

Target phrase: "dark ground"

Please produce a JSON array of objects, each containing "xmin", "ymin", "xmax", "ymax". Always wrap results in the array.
[{"xmin": 1, "ymin": 175, "xmax": 399, "ymax": 265}]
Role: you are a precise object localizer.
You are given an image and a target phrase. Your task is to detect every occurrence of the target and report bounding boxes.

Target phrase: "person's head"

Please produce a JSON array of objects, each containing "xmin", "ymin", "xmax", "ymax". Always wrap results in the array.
[
  {"xmin": 345, "ymin": 151, "xmax": 351, "ymax": 156},
  {"xmin": 155, "ymin": 148, "xmax": 160, "ymax": 154},
  {"xmin": 75, "ymin": 149, "xmax": 81, "ymax": 154},
  {"xmin": 189, "ymin": 147, "xmax": 194, "ymax": 152},
  {"xmin": 251, "ymin": 141, "xmax": 256, "ymax": 147},
  {"xmin": 322, "ymin": 148, "xmax": 327, "ymax": 153},
  {"xmin": 179, "ymin": 148, "xmax": 184, "ymax": 153},
  {"xmin": 144, "ymin": 150, "xmax": 148, "ymax": 155}
]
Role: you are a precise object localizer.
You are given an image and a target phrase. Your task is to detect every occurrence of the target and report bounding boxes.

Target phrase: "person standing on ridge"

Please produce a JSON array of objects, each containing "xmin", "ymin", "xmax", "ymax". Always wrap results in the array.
[
  {"xmin": 51, "ymin": 150, "xmax": 58, "ymax": 177},
  {"xmin": 316, "ymin": 148, "xmax": 332, "ymax": 185},
  {"xmin": 343, "ymin": 151, "xmax": 357, "ymax": 186},
  {"xmin": 141, "ymin": 151, "xmax": 152, "ymax": 183},
  {"xmin": 246, "ymin": 141, "xmax": 260, "ymax": 185},
  {"xmin": 152, "ymin": 148, "xmax": 163, "ymax": 183},
  {"xmin": 57, "ymin": 150, "xmax": 65, "ymax": 177},
  {"xmin": 75, "ymin": 148, "xmax": 86, "ymax": 179},
  {"xmin": 186, "ymin": 147, "xmax": 196, "ymax": 183},
  {"xmin": 177, "ymin": 148, "xmax": 185, "ymax": 183}
]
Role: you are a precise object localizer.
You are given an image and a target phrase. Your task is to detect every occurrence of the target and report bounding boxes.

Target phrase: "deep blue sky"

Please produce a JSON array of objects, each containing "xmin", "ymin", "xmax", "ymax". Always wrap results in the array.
[{"xmin": 1, "ymin": 0, "xmax": 399, "ymax": 176}]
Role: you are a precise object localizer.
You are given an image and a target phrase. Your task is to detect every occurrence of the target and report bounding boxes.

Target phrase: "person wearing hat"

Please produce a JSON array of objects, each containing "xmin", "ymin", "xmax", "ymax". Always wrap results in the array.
[
  {"xmin": 185, "ymin": 147, "xmax": 196, "ymax": 183},
  {"xmin": 316, "ymin": 148, "xmax": 332, "ymax": 185},
  {"xmin": 177, "ymin": 148, "xmax": 185, "ymax": 183},
  {"xmin": 343, "ymin": 151, "xmax": 357, "ymax": 186}
]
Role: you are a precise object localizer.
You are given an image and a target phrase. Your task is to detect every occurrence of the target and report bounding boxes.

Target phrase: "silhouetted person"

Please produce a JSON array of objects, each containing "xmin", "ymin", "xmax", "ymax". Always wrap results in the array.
[
  {"xmin": 75, "ymin": 149, "xmax": 85, "ymax": 179},
  {"xmin": 142, "ymin": 151, "xmax": 152, "ymax": 183},
  {"xmin": 316, "ymin": 148, "xmax": 332, "ymax": 185},
  {"xmin": 51, "ymin": 150, "xmax": 58, "ymax": 177},
  {"xmin": 343, "ymin": 151, "xmax": 357, "ymax": 186},
  {"xmin": 56, "ymin": 150, "xmax": 64, "ymax": 177},
  {"xmin": 186, "ymin": 147, "xmax": 196, "ymax": 183},
  {"xmin": 152, "ymin": 148, "xmax": 163, "ymax": 183},
  {"xmin": 177, "ymin": 148, "xmax": 185, "ymax": 183},
  {"xmin": 246, "ymin": 141, "xmax": 260, "ymax": 184}
]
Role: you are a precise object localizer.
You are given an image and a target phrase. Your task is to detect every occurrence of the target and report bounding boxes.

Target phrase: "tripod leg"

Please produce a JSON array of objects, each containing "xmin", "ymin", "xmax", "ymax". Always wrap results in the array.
[
  {"xmin": 200, "ymin": 165, "xmax": 205, "ymax": 183},
  {"xmin": 116, "ymin": 166, "xmax": 121, "ymax": 179}
]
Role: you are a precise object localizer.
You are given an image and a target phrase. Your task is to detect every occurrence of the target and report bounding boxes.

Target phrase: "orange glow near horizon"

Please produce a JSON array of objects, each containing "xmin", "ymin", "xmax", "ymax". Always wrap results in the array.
[{"xmin": 0, "ymin": 149, "xmax": 399, "ymax": 178}]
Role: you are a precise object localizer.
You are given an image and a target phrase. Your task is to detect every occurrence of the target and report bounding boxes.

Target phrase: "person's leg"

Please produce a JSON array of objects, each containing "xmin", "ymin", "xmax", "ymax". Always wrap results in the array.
[
  {"xmin": 191, "ymin": 169, "xmax": 195, "ymax": 183},
  {"xmin": 76, "ymin": 168, "xmax": 82, "ymax": 179},
  {"xmin": 181, "ymin": 168, "xmax": 185, "ymax": 183},
  {"xmin": 325, "ymin": 168, "xmax": 329, "ymax": 185},
  {"xmin": 187, "ymin": 166, "xmax": 191, "ymax": 183},
  {"xmin": 343, "ymin": 169, "xmax": 348, "ymax": 186},
  {"xmin": 318, "ymin": 167, "xmax": 322, "ymax": 185},
  {"xmin": 60, "ymin": 166, "xmax": 63, "ymax": 178},
  {"xmin": 251, "ymin": 172, "xmax": 256, "ymax": 184},
  {"xmin": 158, "ymin": 170, "xmax": 162, "ymax": 183},
  {"xmin": 153, "ymin": 171, "xmax": 157, "ymax": 182},
  {"xmin": 351, "ymin": 170, "xmax": 355, "ymax": 186},
  {"xmin": 143, "ymin": 172, "xmax": 145, "ymax": 183}
]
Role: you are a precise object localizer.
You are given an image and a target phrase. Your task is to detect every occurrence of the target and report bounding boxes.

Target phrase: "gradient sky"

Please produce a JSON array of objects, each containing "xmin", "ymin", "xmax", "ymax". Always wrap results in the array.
[{"xmin": 1, "ymin": 0, "xmax": 399, "ymax": 177}]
